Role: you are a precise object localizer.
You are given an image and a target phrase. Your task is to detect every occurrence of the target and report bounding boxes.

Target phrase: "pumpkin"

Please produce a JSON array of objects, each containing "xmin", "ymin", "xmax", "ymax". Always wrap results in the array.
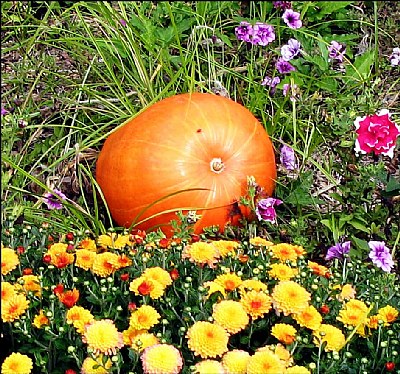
[{"xmin": 96, "ymin": 92, "xmax": 276, "ymax": 236}]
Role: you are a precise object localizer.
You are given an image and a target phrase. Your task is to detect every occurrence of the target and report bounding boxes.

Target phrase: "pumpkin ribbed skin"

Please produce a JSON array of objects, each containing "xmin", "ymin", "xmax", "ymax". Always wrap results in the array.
[{"xmin": 96, "ymin": 93, "xmax": 276, "ymax": 236}]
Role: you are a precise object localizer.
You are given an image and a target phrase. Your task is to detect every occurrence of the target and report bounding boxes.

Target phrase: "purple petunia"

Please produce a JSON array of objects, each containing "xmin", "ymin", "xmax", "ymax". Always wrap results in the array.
[
  {"xmin": 325, "ymin": 241, "xmax": 351, "ymax": 261},
  {"xmin": 280, "ymin": 144, "xmax": 298, "ymax": 170},
  {"xmin": 261, "ymin": 76, "xmax": 280, "ymax": 94},
  {"xmin": 389, "ymin": 47, "xmax": 400, "ymax": 67},
  {"xmin": 327, "ymin": 41, "xmax": 346, "ymax": 62},
  {"xmin": 281, "ymin": 38, "xmax": 301, "ymax": 61},
  {"xmin": 368, "ymin": 241, "xmax": 394, "ymax": 272},
  {"xmin": 273, "ymin": 1, "xmax": 292, "ymax": 10},
  {"xmin": 256, "ymin": 198, "xmax": 283, "ymax": 224},
  {"xmin": 43, "ymin": 189, "xmax": 67, "ymax": 210},
  {"xmin": 235, "ymin": 21, "xmax": 275, "ymax": 46},
  {"xmin": 282, "ymin": 9, "xmax": 302, "ymax": 29},
  {"xmin": 276, "ymin": 58, "xmax": 296, "ymax": 74}
]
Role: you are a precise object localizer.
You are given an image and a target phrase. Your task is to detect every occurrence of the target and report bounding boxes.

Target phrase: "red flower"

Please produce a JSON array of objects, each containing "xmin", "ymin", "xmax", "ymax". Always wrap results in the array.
[
  {"xmin": 16, "ymin": 246, "xmax": 25, "ymax": 254},
  {"xmin": 138, "ymin": 280, "xmax": 153, "ymax": 296},
  {"xmin": 48, "ymin": 235, "xmax": 54, "ymax": 242},
  {"xmin": 22, "ymin": 268, "xmax": 33, "ymax": 275},
  {"xmin": 66, "ymin": 232, "xmax": 74, "ymax": 241},
  {"xmin": 53, "ymin": 284, "xmax": 64, "ymax": 295},
  {"xmin": 58, "ymin": 289, "xmax": 80, "ymax": 308},
  {"xmin": 128, "ymin": 302, "xmax": 137, "ymax": 311},
  {"xmin": 43, "ymin": 254, "xmax": 52, "ymax": 263},
  {"xmin": 120, "ymin": 273, "xmax": 129, "ymax": 281},
  {"xmin": 320, "ymin": 305, "xmax": 330, "ymax": 314},
  {"xmin": 170, "ymin": 268, "xmax": 179, "ymax": 281},
  {"xmin": 191, "ymin": 234, "xmax": 201, "ymax": 243},
  {"xmin": 67, "ymin": 244, "xmax": 75, "ymax": 252},
  {"xmin": 385, "ymin": 362, "xmax": 395, "ymax": 372},
  {"xmin": 65, "ymin": 370, "xmax": 77, "ymax": 374},
  {"xmin": 354, "ymin": 109, "xmax": 400, "ymax": 158},
  {"xmin": 159, "ymin": 238, "xmax": 170, "ymax": 248}
]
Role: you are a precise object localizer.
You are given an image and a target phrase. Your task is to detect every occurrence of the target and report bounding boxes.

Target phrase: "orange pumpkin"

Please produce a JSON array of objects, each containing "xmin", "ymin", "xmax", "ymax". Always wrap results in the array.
[{"xmin": 96, "ymin": 93, "xmax": 276, "ymax": 236}]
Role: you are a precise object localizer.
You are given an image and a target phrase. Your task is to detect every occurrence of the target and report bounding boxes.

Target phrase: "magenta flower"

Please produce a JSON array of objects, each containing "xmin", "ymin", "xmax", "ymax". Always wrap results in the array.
[
  {"xmin": 368, "ymin": 241, "xmax": 394, "ymax": 273},
  {"xmin": 43, "ymin": 189, "xmax": 67, "ymax": 210},
  {"xmin": 389, "ymin": 47, "xmax": 400, "ymax": 67},
  {"xmin": 250, "ymin": 22, "xmax": 275, "ymax": 46},
  {"xmin": 276, "ymin": 58, "xmax": 296, "ymax": 74},
  {"xmin": 325, "ymin": 241, "xmax": 351, "ymax": 261},
  {"xmin": 261, "ymin": 76, "xmax": 280, "ymax": 94},
  {"xmin": 1, "ymin": 107, "xmax": 9, "ymax": 115},
  {"xmin": 235, "ymin": 21, "xmax": 253, "ymax": 43},
  {"xmin": 281, "ymin": 38, "xmax": 301, "ymax": 61},
  {"xmin": 280, "ymin": 145, "xmax": 298, "ymax": 170},
  {"xmin": 119, "ymin": 19, "xmax": 127, "ymax": 27},
  {"xmin": 282, "ymin": 9, "xmax": 302, "ymax": 29},
  {"xmin": 273, "ymin": 1, "xmax": 292, "ymax": 10},
  {"xmin": 256, "ymin": 198, "xmax": 283, "ymax": 224},
  {"xmin": 354, "ymin": 109, "xmax": 400, "ymax": 158},
  {"xmin": 328, "ymin": 41, "xmax": 346, "ymax": 62}
]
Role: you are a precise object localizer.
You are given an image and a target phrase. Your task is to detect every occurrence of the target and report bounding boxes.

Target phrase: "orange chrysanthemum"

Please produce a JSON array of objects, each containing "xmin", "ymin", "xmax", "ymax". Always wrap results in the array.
[
  {"xmin": 1, "ymin": 352, "xmax": 33, "ymax": 374},
  {"xmin": 129, "ymin": 305, "xmax": 161, "ymax": 330},
  {"xmin": 16, "ymin": 275, "xmax": 42, "ymax": 297},
  {"xmin": 46, "ymin": 243, "xmax": 74, "ymax": 268},
  {"xmin": 75, "ymin": 249, "xmax": 96, "ymax": 270},
  {"xmin": 294, "ymin": 305, "xmax": 322, "ymax": 330},
  {"xmin": 1, "ymin": 293, "xmax": 30, "ymax": 322},
  {"xmin": 83, "ymin": 319, "xmax": 124, "ymax": 356},
  {"xmin": 271, "ymin": 281, "xmax": 311, "ymax": 315},
  {"xmin": 271, "ymin": 323, "xmax": 297, "ymax": 345},
  {"xmin": 214, "ymin": 273, "xmax": 243, "ymax": 292},
  {"xmin": 186, "ymin": 321, "xmax": 229, "ymax": 358},
  {"xmin": 269, "ymin": 243, "xmax": 299, "ymax": 262},
  {"xmin": 211, "ymin": 240, "xmax": 240, "ymax": 257},
  {"xmin": 377, "ymin": 305, "xmax": 399, "ymax": 325},
  {"xmin": 1, "ymin": 247, "xmax": 20, "ymax": 275},
  {"xmin": 129, "ymin": 277, "xmax": 165, "ymax": 299},
  {"xmin": 212, "ymin": 300, "xmax": 249, "ymax": 334},
  {"xmin": 92, "ymin": 252, "xmax": 119, "ymax": 277},
  {"xmin": 249, "ymin": 237, "xmax": 274, "ymax": 247},
  {"xmin": 222, "ymin": 350, "xmax": 250, "ymax": 374},
  {"xmin": 116, "ymin": 254, "xmax": 133, "ymax": 269},
  {"xmin": 268, "ymin": 263, "xmax": 298, "ymax": 281},
  {"xmin": 246, "ymin": 349, "xmax": 286, "ymax": 374},
  {"xmin": 313, "ymin": 324, "xmax": 346, "ymax": 352},
  {"xmin": 182, "ymin": 242, "xmax": 220, "ymax": 268},
  {"xmin": 58, "ymin": 288, "xmax": 79, "ymax": 308},
  {"xmin": 240, "ymin": 290, "xmax": 272, "ymax": 320},
  {"xmin": 77, "ymin": 237, "xmax": 97, "ymax": 252},
  {"xmin": 308, "ymin": 261, "xmax": 329, "ymax": 277},
  {"xmin": 2, "ymin": 282, "xmax": 16, "ymax": 303},
  {"xmin": 32, "ymin": 310, "xmax": 49, "ymax": 329},
  {"xmin": 66, "ymin": 306, "xmax": 94, "ymax": 334}
]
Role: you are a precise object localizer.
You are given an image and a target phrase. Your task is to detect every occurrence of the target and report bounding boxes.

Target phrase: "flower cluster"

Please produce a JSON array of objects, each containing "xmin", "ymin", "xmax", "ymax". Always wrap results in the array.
[
  {"xmin": 235, "ymin": 21, "xmax": 275, "ymax": 46},
  {"xmin": 1, "ymin": 224, "xmax": 398, "ymax": 373}
]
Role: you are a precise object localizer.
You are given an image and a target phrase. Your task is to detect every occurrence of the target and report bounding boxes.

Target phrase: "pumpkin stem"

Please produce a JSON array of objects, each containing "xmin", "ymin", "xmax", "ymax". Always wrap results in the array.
[{"xmin": 210, "ymin": 158, "xmax": 225, "ymax": 174}]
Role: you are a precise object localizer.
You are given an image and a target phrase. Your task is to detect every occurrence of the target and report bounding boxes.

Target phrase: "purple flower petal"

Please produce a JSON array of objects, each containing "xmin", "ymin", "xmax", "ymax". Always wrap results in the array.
[
  {"xmin": 282, "ymin": 9, "xmax": 302, "ymax": 29},
  {"xmin": 276, "ymin": 58, "xmax": 296, "ymax": 74},
  {"xmin": 325, "ymin": 241, "xmax": 351, "ymax": 261},
  {"xmin": 280, "ymin": 145, "xmax": 298, "ymax": 170},
  {"xmin": 256, "ymin": 198, "xmax": 283, "ymax": 224},
  {"xmin": 368, "ymin": 241, "xmax": 394, "ymax": 272},
  {"xmin": 281, "ymin": 38, "xmax": 301, "ymax": 61},
  {"xmin": 44, "ymin": 189, "xmax": 67, "ymax": 210}
]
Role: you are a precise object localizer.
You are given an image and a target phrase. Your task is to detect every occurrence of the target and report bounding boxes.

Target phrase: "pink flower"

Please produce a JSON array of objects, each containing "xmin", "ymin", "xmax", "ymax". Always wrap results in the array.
[{"xmin": 354, "ymin": 109, "xmax": 400, "ymax": 158}]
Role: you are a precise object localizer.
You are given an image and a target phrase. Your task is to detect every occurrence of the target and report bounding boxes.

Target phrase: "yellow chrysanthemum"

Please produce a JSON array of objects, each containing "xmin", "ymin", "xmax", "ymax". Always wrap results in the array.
[
  {"xmin": 1, "ymin": 352, "xmax": 33, "ymax": 374},
  {"xmin": 143, "ymin": 267, "xmax": 173, "ymax": 288},
  {"xmin": 313, "ymin": 324, "xmax": 346, "ymax": 352},
  {"xmin": 214, "ymin": 273, "xmax": 243, "ymax": 292},
  {"xmin": 141, "ymin": 344, "xmax": 183, "ymax": 374},
  {"xmin": 337, "ymin": 299, "xmax": 370, "ymax": 327},
  {"xmin": 77, "ymin": 237, "xmax": 97, "ymax": 252},
  {"xmin": 268, "ymin": 263, "xmax": 298, "ymax": 281},
  {"xmin": 83, "ymin": 319, "xmax": 124, "ymax": 356},
  {"xmin": 187, "ymin": 321, "xmax": 229, "ymax": 358},
  {"xmin": 116, "ymin": 254, "xmax": 133, "ymax": 269},
  {"xmin": 129, "ymin": 305, "xmax": 161, "ymax": 330},
  {"xmin": 249, "ymin": 237, "xmax": 274, "ymax": 247},
  {"xmin": 285, "ymin": 366, "xmax": 311, "ymax": 374},
  {"xmin": 1, "ymin": 247, "xmax": 20, "ymax": 275},
  {"xmin": 182, "ymin": 242, "xmax": 220, "ymax": 268},
  {"xmin": 75, "ymin": 249, "xmax": 96, "ymax": 270},
  {"xmin": 271, "ymin": 281, "xmax": 311, "ymax": 316},
  {"xmin": 66, "ymin": 306, "xmax": 94, "ymax": 334},
  {"xmin": 238, "ymin": 279, "xmax": 268, "ymax": 295},
  {"xmin": 308, "ymin": 261, "xmax": 329, "ymax": 277},
  {"xmin": 81, "ymin": 354, "xmax": 112, "ymax": 374},
  {"xmin": 270, "ymin": 243, "xmax": 299, "ymax": 262},
  {"xmin": 1, "ymin": 282, "xmax": 16, "ymax": 302},
  {"xmin": 293, "ymin": 305, "xmax": 322, "ymax": 330},
  {"xmin": 203, "ymin": 281, "xmax": 227, "ymax": 299},
  {"xmin": 32, "ymin": 310, "xmax": 49, "ymax": 329},
  {"xmin": 367, "ymin": 315, "xmax": 379, "ymax": 329},
  {"xmin": 125, "ymin": 330, "xmax": 159, "ymax": 352},
  {"xmin": 194, "ymin": 360, "xmax": 225, "ymax": 374},
  {"xmin": 45, "ymin": 243, "xmax": 74, "ymax": 268},
  {"xmin": 271, "ymin": 323, "xmax": 297, "ymax": 345},
  {"xmin": 211, "ymin": 240, "xmax": 240, "ymax": 257},
  {"xmin": 267, "ymin": 344, "xmax": 292, "ymax": 366},
  {"xmin": 377, "ymin": 305, "xmax": 399, "ymax": 325},
  {"xmin": 240, "ymin": 290, "xmax": 272, "ymax": 320},
  {"xmin": 337, "ymin": 284, "xmax": 356, "ymax": 301},
  {"xmin": 246, "ymin": 350, "xmax": 286, "ymax": 374},
  {"xmin": 292, "ymin": 245, "xmax": 306, "ymax": 257},
  {"xmin": 129, "ymin": 276, "xmax": 165, "ymax": 299},
  {"xmin": 222, "ymin": 350, "xmax": 250, "ymax": 374},
  {"xmin": 91, "ymin": 252, "xmax": 119, "ymax": 277},
  {"xmin": 16, "ymin": 275, "xmax": 42, "ymax": 297},
  {"xmin": 97, "ymin": 233, "xmax": 131, "ymax": 250},
  {"xmin": 212, "ymin": 300, "xmax": 249, "ymax": 334},
  {"xmin": 1, "ymin": 293, "xmax": 30, "ymax": 322}
]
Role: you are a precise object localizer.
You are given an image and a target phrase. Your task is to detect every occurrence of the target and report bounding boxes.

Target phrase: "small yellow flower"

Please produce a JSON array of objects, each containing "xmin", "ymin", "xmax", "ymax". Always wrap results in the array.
[
  {"xmin": 81, "ymin": 354, "xmax": 112, "ymax": 374},
  {"xmin": 211, "ymin": 240, "xmax": 240, "ymax": 257},
  {"xmin": 377, "ymin": 305, "xmax": 399, "ymax": 325},
  {"xmin": 1, "ymin": 282, "xmax": 16, "ymax": 303},
  {"xmin": 129, "ymin": 305, "xmax": 161, "ymax": 330},
  {"xmin": 286, "ymin": 366, "xmax": 311, "ymax": 374},
  {"xmin": 246, "ymin": 349, "xmax": 286, "ymax": 374},
  {"xmin": 1, "ymin": 247, "xmax": 20, "ymax": 275},
  {"xmin": 313, "ymin": 324, "xmax": 346, "ymax": 352},
  {"xmin": 212, "ymin": 300, "xmax": 249, "ymax": 334},
  {"xmin": 337, "ymin": 284, "xmax": 356, "ymax": 301},
  {"xmin": 238, "ymin": 279, "xmax": 268, "ymax": 295},
  {"xmin": 270, "ymin": 243, "xmax": 299, "ymax": 262},
  {"xmin": 129, "ymin": 276, "xmax": 165, "ymax": 299},
  {"xmin": 1, "ymin": 352, "xmax": 33, "ymax": 374},
  {"xmin": 250, "ymin": 237, "xmax": 273, "ymax": 247},
  {"xmin": 92, "ymin": 252, "xmax": 119, "ymax": 277},
  {"xmin": 194, "ymin": 359, "xmax": 226, "ymax": 373},
  {"xmin": 33, "ymin": 310, "xmax": 49, "ymax": 329},
  {"xmin": 1, "ymin": 293, "xmax": 30, "ymax": 322},
  {"xmin": 142, "ymin": 267, "xmax": 172, "ymax": 288},
  {"xmin": 77, "ymin": 237, "xmax": 97, "ymax": 252},
  {"xmin": 182, "ymin": 242, "xmax": 220, "ymax": 268},
  {"xmin": 66, "ymin": 306, "xmax": 94, "ymax": 334},
  {"xmin": 268, "ymin": 263, "xmax": 298, "ymax": 281},
  {"xmin": 97, "ymin": 233, "xmax": 131, "ymax": 249},
  {"xmin": 240, "ymin": 290, "xmax": 272, "ymax": 320},
  {"xmin": 222, "ymin": 350, "xmax": 250, "ymax": 374},
  {"xmin": 203, "ymin": 281, "xmax": 227, "ymax": 299},
  {"xmin": 123, "ymin": 329, "xmax": 159, "ymax": 352},
  {"xmin": 293, "ymin": 305, "xmax": 322, "ymax": 330},
  {"xmin": 16, "ymin": 275, "xmax": 42, "ymax": 297},
  {"xmin": 214, "ymin": 273, "xmax": 243, "ymax": 292},
  {"xmin": 271, "ymin": 281, "xmax": 310, "ymax": 316},
  {"xmin": 75, "ymin": 249, "xmax": 96, "ymax": 271},
  {"xmin": 271, "ymin": 323, "xmax": 297, "ymax": 345},
  {"xmin": 141, "ymin": 344, "xmax": 183, "ymax": 374}
]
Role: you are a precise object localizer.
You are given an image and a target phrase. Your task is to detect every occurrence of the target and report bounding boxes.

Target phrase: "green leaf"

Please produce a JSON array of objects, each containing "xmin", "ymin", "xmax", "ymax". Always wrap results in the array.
[
  {"xmin": 348, "ymin": 219, "xmax": 371, "ymax": 234},
  {"xmin": 315, "ymin": 1, "xmax": 353, "ymax": 16},
  {"xmin": 345, "ymin": 50, "xmax": 374, "ymax": 81}
]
